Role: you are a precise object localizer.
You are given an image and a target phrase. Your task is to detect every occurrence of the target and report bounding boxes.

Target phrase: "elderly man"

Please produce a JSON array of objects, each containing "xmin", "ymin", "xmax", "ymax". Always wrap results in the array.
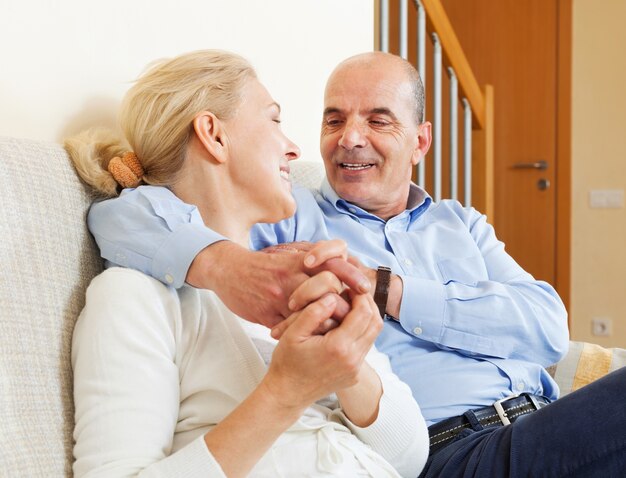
[{"xmin": 87, "ymin": 52, "xmax": 626, "ymax": 476}]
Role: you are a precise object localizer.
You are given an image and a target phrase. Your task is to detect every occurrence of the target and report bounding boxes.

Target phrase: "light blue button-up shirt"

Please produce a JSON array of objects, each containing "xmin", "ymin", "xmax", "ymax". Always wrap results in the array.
[{"xmin": 88, "ymin": 180, "xmax": 569, "ymax": 425}]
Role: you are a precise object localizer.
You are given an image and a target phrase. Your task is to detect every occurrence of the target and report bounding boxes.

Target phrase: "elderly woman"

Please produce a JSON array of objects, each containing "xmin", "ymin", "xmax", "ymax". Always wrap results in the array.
[{"xmin": 66, "ymin": 50, "xmax": 428, "ymax": 477}]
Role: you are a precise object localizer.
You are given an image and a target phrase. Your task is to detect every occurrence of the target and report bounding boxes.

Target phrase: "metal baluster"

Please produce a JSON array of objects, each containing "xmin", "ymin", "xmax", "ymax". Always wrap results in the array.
[
  {"xmin": 380, "ymin": 0, "xmax": 389, "ymax": 52},
  {"xmin": 399, "ymin": 0, "xmax": 408, "ymax": 59},
  {"xmin": 416, "ymin": 0, "xmax": 426, "ymax": 187},
  {"xmin": 449, "ymin": 67, "xmax": 458, "ymax": 201},
  {"xmin": 462, "ymin": 98, "xmax": 473, "ymax": 206},
  {"xmin": 432, "ymin": 33, "xmax": 442, "ymax": 202}
]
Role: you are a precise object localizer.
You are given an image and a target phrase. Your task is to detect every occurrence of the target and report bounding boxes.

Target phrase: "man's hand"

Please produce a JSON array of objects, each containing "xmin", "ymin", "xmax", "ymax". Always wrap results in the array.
[
  {"xmin": 186, "ymin": 240, "xmax": 370, "ymax": 328},
  {"xmin": 327, "ymin": 256, "xmax": 404, "ymax": 321}
]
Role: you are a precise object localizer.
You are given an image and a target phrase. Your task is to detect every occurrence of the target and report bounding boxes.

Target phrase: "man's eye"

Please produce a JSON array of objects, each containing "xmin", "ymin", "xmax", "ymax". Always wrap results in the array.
[
  {"xmin": 326, "ymin": 119, "xmax": 342, "ymax": 126},
  {"xmin": 370, "ymin": 120, "xmax": 389, "ymax": 126}
]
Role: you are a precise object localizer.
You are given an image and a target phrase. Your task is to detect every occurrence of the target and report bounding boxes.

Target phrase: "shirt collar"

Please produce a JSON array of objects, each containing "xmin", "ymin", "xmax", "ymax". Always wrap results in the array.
[{"xmin": 320, "ymin": 178, "xmax": 432, "ymax": 221}]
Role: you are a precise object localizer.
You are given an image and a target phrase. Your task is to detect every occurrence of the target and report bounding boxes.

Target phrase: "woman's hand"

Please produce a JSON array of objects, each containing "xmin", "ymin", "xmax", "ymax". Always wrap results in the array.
[
  {"xmin": 270, "ymin": 268, "xmax": 349, "ymax": 339},
  {"xmin": 205, "ymin": 269, "xmax": 383, "ymax": 477},
  {"xmin": 270, "ymin": 244, "xmax": 370, "ymax": 339},
  {"xmin": 262, "ymin": 288, "xmax": 383, "ymax": 411}
]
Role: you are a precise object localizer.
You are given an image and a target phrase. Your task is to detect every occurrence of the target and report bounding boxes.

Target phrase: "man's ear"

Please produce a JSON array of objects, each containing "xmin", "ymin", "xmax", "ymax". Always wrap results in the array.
[
  {"xmin": 411, "ymin": 121, "xmax": 432, "ymax": 166},
  {"xmin": 193, "ymin": 112, "xmax": 228, "ymax": 164}
]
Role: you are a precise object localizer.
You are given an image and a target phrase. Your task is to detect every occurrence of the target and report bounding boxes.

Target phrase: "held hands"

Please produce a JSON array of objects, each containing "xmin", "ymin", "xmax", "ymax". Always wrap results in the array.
[
  {"xmin": 261, "ymin": 286, "xmax": 383, "ymax": 411},
  {"xmin": 308, "ymin": 254, "xmax": 404, "ymax": 322},
  {"xmin": 188, "ymin": 239, "xmax": 370, "ymax": 328}
]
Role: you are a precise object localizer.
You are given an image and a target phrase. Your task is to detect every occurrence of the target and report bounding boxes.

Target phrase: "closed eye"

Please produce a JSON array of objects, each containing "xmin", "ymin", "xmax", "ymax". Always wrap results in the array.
[{"xmin": 325, "ymin": 119, "xmax": 343, "ymax": 126}]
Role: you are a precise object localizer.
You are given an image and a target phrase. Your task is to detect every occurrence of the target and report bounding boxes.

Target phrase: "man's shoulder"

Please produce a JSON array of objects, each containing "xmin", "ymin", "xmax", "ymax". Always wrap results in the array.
[
  {"xmin": 292, "ymin": 185, "xmax": 326, "ymax": 216},
  {"xmin": 291, "ymin": 184, "xmax": 318, "ymax": 202},
  {"xmin": 429, "ymin": 199, "xmax": 482, "ymax": 219}
]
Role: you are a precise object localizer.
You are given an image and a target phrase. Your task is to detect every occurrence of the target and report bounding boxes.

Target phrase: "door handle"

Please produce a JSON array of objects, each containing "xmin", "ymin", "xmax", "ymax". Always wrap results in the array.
[{"xmin": 512, "ymin": 160, "xmax": 548, "ymax": 170}]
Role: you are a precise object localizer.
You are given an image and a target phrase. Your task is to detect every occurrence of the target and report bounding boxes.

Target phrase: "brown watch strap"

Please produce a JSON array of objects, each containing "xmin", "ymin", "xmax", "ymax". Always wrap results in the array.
[{"xmin": 374, "ymin": 266, "xmax": 392, "ymax": 319}]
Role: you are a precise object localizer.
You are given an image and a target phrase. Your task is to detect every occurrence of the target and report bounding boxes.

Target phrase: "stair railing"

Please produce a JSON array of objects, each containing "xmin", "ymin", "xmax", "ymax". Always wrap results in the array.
[{"xmin": 376, "ymin": 0, "xmax": 494, "ymax": 219}]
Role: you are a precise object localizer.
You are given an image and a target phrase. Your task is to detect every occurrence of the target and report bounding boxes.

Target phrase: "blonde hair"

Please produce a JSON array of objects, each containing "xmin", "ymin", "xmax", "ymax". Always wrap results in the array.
[{"xmin": 65, "ymin": 50, "xmax": 256, "ymax": 197}]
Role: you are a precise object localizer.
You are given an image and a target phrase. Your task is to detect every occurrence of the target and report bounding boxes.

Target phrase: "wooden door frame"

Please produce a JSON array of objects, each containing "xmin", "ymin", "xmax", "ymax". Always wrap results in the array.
[{"xmin": 556, "ymin": 0, "xmax": 572, "ymax": 316}]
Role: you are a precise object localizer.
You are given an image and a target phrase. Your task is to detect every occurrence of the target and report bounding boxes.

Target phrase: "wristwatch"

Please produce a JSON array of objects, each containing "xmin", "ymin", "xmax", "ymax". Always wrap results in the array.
[
  {"xmin": 374, "ymin": 266, "xmax": 399, "ymax": 321},
  {"xmin": 374, "ymin": 266, "xmax": 392, "ymax": 319}
]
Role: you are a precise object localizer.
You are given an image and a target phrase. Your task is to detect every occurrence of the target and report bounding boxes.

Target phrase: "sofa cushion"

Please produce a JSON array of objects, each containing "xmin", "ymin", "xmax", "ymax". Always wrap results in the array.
[
  {"xmin": 291, "ymin": 160, "xmax": 325, "ymax": 190},
  {"xmin": 0, "ymin": 137, "xmax": 103, "ymax": 476},
  {"xmin": 552, "ymin": 341, "xmax": 626, "ymax": 396}
]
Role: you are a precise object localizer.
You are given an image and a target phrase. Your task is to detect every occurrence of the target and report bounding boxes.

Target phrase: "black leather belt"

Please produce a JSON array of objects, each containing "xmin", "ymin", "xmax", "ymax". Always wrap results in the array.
[{"xmin": 428, "ymin": 393, "xmax": 550, "ymax": 454}]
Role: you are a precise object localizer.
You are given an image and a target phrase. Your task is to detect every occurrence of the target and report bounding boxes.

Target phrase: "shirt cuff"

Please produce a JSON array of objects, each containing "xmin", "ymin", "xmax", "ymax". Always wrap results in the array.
[
  {"xmin": 152, "ymin": 222, "xmax": 227, "ymax": 288},
  {"xmin": 398, "ymin": 275, "xmax": 447, "ymax": 340}
]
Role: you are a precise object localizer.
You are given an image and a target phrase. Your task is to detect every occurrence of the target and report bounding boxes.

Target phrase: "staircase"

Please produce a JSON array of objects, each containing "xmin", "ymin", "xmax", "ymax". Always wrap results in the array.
[{"xmin": 375, "ymin": 0, "xmax": 494, "ymax": 219}]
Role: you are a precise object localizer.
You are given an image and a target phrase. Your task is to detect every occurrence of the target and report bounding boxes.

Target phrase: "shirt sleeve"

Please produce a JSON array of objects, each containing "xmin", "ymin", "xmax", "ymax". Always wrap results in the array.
[
  {"xmin": 71, "ymin": 268, "xmax": 226, "ymax": 477},
  {"xmin": 331, "ymin": 346, "xmax": 429, "ymax": 478},
  {"xmin": 88, "ymin": 186, "xmax": 326, "ymax": 288},
  {"xmin": 87, "ymin": 186, "xmax": 224, "ymax": 288},
  {"xmin": 250, "ymin": 186, "xmax": 330, "ymax": 248},
  {"xmin": 397, "ymin": 206, "xmax": 569, "ymax": 366}
]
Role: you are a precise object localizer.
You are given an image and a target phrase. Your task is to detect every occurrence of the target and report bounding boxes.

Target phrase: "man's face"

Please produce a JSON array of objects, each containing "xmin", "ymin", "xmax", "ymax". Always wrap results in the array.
[{"xmin": 320, "ymin": 58, "xmax": 430, "ymax": 220}]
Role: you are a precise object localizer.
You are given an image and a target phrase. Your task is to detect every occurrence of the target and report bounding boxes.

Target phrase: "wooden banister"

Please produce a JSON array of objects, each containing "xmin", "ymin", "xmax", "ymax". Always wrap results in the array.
[
  {"xmin": 375, "ymin": 0, "xmax": 495, "ymax": 220},
  {"xmin": 417, "ymin": 0, "xmax": 485, "ymax": 129}
]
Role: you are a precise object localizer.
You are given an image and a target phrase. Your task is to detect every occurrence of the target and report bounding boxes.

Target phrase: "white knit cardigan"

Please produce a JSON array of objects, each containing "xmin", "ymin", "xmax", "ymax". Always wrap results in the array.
[{"xmin": 72, "ymin": 268, "xmax": 428, "ymax": 477}]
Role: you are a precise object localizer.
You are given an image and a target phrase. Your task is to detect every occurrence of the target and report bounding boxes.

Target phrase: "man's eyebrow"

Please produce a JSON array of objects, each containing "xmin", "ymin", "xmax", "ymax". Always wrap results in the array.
[
  {"xmin": 323, "ymin": 107, "xmax": 341, "ymax": 116},
  {"xmin": 370, "ymin": 107, "xmax": 397, "ymax": 120},
  {"xmin": 323, "ymin": 106, "xmax": 398, "ymax": 120}
]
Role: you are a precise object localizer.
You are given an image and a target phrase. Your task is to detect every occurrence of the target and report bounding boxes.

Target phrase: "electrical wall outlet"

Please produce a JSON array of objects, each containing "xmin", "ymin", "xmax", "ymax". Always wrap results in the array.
[{"xmin": 591, "ymin": 317, "xmax": 612, "ymax": 336}]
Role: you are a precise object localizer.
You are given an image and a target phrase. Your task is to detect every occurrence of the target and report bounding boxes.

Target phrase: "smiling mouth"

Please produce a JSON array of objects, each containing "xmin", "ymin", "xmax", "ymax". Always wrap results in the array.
[{"xmin": 340, "ymin": 163, "xmax": 375, "ymax": 171}]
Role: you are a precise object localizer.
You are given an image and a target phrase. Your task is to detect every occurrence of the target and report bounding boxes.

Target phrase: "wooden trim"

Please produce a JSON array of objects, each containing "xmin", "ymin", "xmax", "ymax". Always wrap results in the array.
[
  {"xmin": 420, "ymin": 0, "xmax": 485, "ymax": 129},
  {"xmin": 556, "ymin": 0, "xmax": 572, "ymax": 317},
  {"xmin": 471, "ymin": 85, "xmax": 495, "ymax": 221},
  {"xmin": 374, "ymin": 0, "xmax": 381, "ymax": 51},
  {"xmin": 483, "ymin": 85, "xmax": 495, "ymax": 221}
]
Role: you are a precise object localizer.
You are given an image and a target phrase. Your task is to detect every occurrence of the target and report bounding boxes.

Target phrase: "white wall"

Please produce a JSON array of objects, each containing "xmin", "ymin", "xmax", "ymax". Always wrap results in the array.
[
  {"xmin": 571, "ymin": 0, "xmax": 626, "ymax": 347},
  {"xmin": 0, "ymin": 0, "xmax": 373, "ymax": 163}
]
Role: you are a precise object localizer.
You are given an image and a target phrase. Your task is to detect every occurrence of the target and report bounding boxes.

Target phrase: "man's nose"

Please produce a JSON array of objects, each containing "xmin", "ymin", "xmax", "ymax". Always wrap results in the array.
[{"xmin": 338, "ymin": 120, "xmax": 367, "ymax": 150}]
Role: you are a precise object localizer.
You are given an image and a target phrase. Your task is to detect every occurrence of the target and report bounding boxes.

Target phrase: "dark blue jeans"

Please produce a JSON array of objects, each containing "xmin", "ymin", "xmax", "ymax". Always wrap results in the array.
[{"xmin": 419, "ymin": 367, "xmax": 626, "ymax": 478}]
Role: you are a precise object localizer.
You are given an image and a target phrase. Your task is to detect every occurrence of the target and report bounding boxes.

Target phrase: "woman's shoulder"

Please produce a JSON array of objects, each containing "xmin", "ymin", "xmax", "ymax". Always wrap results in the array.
[
  {"xmin": 89, "ymin": 266, "xmax": 171, "ymax": 293},
  {"xmin": 83, "ymin": 267, "xmax": 189, "ymax": 318},
  {"xmin": 84, "ymin": 267, "xmax": 234, "ymax": 328}
]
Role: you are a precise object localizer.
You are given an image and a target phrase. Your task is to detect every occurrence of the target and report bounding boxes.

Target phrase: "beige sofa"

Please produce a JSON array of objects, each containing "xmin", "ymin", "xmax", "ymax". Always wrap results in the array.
[{"xmin": 1, "ymin": 136, "xmax": 624, "ymax": 476}]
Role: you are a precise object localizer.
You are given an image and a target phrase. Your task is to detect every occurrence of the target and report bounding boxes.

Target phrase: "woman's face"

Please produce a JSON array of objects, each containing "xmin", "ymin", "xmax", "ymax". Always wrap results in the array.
[{"xmin": 223, "ymin": 78, "xmax": 301, "ymax": 224}]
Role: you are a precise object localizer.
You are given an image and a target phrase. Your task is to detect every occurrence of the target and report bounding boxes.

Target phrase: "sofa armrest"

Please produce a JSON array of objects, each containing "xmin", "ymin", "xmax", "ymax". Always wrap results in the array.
[{"xmin": 550, "ymin": 341, "xmax": 626, "ymax": 396}]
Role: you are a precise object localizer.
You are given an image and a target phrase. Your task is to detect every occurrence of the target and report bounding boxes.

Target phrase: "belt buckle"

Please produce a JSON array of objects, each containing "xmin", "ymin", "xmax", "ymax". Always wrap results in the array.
[{"xmin": 492, "ymin": 393, "xmax": 520, "ymax": 426}]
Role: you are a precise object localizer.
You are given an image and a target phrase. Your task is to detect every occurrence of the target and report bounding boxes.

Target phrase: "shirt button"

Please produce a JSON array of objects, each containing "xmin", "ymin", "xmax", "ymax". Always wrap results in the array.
[
  {"xmin": 413, "ymin": 327, "xmax": 423, "ymax": 335},
  {"xmin": 164, "ymin": 274, "xmax": 174, "ymax": 284},
  {"xmin": 349, "ymin": 208, "xmax": 357, "ymax": 214},
  {"xmin": 403, "ymin": 258, "xmax": 413, "ymax": 266},
  {"xmin": 516, "ymin": 382, "xmax": 525, "ymax": 392}
]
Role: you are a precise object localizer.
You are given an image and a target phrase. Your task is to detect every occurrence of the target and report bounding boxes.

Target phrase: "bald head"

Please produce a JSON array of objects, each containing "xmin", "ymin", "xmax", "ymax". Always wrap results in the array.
[
  {"xmin": 327, "ymin": 52, "xmax": 425, "ymax": 124},
  {"xmin": 320, "ymin": 51, "xmax": 432, "ymax": 220}
]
